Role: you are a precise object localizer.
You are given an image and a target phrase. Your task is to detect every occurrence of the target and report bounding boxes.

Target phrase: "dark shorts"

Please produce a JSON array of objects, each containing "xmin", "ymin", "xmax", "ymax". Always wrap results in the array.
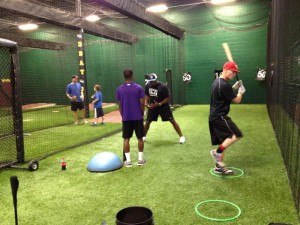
[
  {"xmin": 146, "ymin": 105, "xmax": 174, "ymax": 122},
  {"xmin": 71, "ymin": 101, "xmax": 84, "ymax": 111},
  {"xmin": 122, "ymin": 120, "xmax": 144, "ymax": 139},
  {"xmin": 94, "ymin": 108, "xmax": 104, "ymax": 118},
  {"xmin": 209, "ymin": 115, "xmax": 243, "ymax": 145}
]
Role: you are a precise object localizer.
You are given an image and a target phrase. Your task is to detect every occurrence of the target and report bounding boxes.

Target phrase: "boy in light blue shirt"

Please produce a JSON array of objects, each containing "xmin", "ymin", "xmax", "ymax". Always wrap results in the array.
[{"xmin": 91, "ymin": 84, "xmax": 104, "ymax": 126}]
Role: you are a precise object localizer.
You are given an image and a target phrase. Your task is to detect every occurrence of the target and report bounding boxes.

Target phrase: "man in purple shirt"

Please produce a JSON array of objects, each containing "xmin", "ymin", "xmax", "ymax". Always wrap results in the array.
[{"xmin": 116, "ymin": 69, "xmax": 145, "ymax": 167}]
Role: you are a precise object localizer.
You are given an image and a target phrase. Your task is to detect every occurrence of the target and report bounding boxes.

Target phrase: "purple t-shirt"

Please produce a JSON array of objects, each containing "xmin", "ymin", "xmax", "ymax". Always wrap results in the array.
[{"xmin": 116, "ymin": 82, "xmax": 145, "ymax": 121}]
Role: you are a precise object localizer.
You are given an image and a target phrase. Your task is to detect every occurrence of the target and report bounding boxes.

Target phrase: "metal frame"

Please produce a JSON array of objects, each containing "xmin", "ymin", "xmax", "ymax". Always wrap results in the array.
[
  {"xmin": 94, "ymin": 0, "xmax": 185, "ymax": 39},
  {"xmin": 0, "ymin": 38, "xmax": 24, "ymax": 163},
  {"xmin": 0, "ymin": 0, "xmax": 138, "ymax": 44}
]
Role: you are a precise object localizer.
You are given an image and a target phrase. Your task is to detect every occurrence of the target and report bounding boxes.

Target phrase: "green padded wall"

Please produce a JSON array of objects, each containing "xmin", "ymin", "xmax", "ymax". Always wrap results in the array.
[
  {"xmin": 16, "ymin": 0, "xmax": 270, "ymax": 105},
  {"xmin": 184, "ymin": 26, "xmax": 267, "ymax": 104}
]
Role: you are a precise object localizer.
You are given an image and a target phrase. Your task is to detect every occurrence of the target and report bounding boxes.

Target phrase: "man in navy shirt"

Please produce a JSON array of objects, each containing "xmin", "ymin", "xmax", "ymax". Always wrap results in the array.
[
  {"xmin": 209, "ymin": 62, "xmax": 246, "ymax": 174},
  {"xmin": 116, "ymin": 69, "xmax": 145, "ymax": 167},
  {"xmin": 144, "ymin": 73, "xmax": 185, "ymax": 144},
  {"xmin": 66, "ymin": 75, "xmax": 88, "ymax": 125}
]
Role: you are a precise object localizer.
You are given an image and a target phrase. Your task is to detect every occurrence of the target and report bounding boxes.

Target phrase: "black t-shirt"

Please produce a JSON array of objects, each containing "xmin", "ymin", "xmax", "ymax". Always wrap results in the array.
[
  {"xmin": 145, "ymin": 82, "xmax": 170, "ymax": 105},
  {"xmin": 209, "ymin": 78, "xmax": 236, "ymax": 121}
]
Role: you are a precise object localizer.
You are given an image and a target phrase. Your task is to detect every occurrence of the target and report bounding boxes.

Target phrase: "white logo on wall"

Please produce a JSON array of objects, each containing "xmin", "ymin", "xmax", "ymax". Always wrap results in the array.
[
  {"xmin": 182, "ymin": 72, "xmax": 192, "ymax": 83},
  {"xmin": 149, "ymin": 89, "xmax": 158, "ymax": 97},
  {"xmin": 256, "ymin": 67, "xmax": 266, "ymax": 81}
]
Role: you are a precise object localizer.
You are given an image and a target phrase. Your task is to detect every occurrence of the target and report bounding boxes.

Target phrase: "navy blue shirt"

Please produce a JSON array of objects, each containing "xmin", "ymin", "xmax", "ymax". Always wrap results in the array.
[
  {"xmin": 209, "ymin": 78, "xmax": 236, "ymax": 121},
  {"xmin": 145, "ymin": 81, "xmax": 170, "ymax": 104}
]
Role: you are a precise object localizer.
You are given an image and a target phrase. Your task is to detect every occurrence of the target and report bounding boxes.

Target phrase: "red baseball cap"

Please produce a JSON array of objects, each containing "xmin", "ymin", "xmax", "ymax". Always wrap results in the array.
[{"xmin": 223, "ymin": 61, "xmax": 240, "ymax": 72}]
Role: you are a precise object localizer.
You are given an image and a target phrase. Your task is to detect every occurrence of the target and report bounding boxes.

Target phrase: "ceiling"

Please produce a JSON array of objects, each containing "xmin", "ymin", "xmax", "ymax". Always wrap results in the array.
[{"xmin": 0, "ymin": 0, "xmax": 271, "ymax": 44}]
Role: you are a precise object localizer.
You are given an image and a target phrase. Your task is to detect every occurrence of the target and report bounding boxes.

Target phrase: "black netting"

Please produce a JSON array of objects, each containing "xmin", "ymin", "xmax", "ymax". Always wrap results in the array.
[
  {"xmin": 266, "ymin": 0, "xmax": 300, "ymax": 216},
  {"xmin": 0, "ymin": 46, "xmax": 17, "ymax": 166}
]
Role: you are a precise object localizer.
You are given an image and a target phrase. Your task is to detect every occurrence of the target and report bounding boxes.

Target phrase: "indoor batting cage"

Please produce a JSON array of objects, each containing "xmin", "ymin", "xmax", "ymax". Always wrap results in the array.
[
  {"xmin": 0, "ymin": 0, "xmax": 184, "ymax": 166},
  {"xmin": 0, "ymin": 0, "xmax": 275, "ymax": 167},
  {"xmin": 266, "ymin": 0, "xmax": 300, "ymax": 217}
]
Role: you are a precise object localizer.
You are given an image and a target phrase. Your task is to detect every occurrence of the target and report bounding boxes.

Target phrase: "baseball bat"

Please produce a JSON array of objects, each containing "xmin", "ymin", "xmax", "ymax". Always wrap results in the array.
[
  {"xmin": 222, "ymin": 43, "xmax": 239, "ymax": 80},
  {"xmin": 10, "ymin": 176, "xmax": 19, "ymax": 225}
]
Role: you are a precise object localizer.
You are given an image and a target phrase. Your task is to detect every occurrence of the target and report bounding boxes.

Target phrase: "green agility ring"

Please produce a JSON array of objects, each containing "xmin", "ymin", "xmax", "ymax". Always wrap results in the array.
[
  {"xmin": 195, "ymin": 199, "xmax": 241, "ymax": 222},
  {"xmin": 210, "ymin": 167, "xmax": 244, "ymax": 178}
]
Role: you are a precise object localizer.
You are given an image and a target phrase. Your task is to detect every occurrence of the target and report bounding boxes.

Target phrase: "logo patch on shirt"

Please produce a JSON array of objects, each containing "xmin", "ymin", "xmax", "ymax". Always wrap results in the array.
[{"xmin": 149, "ymin": 88, "xmax": 158, "ymax": 97}]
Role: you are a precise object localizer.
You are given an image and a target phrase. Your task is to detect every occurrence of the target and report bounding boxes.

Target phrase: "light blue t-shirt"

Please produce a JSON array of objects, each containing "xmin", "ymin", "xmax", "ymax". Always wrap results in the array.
[{"xmin": 94, "ymin": 91, "xmax": 102, "ymax": 108}]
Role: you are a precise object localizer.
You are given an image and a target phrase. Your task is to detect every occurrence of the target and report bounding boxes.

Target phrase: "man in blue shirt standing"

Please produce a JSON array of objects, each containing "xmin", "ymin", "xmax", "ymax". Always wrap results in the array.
[
  {"xmin": 66, "ymin": 75, "xmax": 88, "ymax": 125},
  {"xmin": 116, "ymin": 69, "xmax": 145, "ymax": 167}
]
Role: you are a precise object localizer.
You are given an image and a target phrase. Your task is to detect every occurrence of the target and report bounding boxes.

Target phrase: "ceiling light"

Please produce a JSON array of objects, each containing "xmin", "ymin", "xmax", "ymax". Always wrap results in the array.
[
  {"xmin": 211, "ymin": 0, "xmax": 236, "ymax": 5},
  {"xmin": 85, "ymin": 15, "xmax": 100, "ymax": 22},
  {"xmin": 146, "ymin": 4, "xmax": 168, "ymax": 13},
  {"xmin": 18, "ymin": 23, "xmax": 38, "ymax": 31}
]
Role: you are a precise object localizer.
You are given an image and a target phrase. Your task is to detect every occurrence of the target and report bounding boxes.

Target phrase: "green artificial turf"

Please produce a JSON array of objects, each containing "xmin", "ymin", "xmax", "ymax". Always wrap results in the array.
[
  {"xmin": 23, "ymin": 104, "xmax": 118, "ymax": 132},
  {"xmin": 0, "ymin": 105, "xmax": 299, "ymax": 225},
  {"xmin": 24, "ymin": 122, "xmax": 122, "ymax": 160}
]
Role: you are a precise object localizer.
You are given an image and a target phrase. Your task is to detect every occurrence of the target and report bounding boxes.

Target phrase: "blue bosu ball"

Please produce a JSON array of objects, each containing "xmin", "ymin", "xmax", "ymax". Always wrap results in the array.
[{"xmin": 87, "ymin": 152, "xmax": 123, "ymax": 172}]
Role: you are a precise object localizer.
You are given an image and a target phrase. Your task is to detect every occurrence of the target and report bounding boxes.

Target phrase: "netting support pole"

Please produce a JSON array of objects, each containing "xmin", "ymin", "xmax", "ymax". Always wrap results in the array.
[
  {"xmin": 10, "ymin": 45, "xmax": 24, "ymax": 163},
  {"xmin": 77, "ymin": 29, "xmax": 89, "ymax": 118},
  {"xmin": 165, "ymin": 69, "xmax": 173, "ymax": 106}
]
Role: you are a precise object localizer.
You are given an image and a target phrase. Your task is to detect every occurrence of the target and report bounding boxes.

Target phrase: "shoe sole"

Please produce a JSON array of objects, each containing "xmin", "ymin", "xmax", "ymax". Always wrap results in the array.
[
  {"xmin": 214, "ymin": 168, "xmax": 234, "ymax": 175},
  {"xmin": 137, "ymin": 161, "xmax": 146, "ymax": 166}
]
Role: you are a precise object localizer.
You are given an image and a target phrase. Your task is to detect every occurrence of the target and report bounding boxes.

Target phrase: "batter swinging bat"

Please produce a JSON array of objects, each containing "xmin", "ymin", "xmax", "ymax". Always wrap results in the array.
[{"xmin": 222, "ymin": 43, "xmax": 239, "ymax": 80}]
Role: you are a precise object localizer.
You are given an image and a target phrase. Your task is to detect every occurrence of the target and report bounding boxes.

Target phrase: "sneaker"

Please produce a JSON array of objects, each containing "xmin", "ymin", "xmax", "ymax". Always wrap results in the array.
[
  {"xmin": 142, "ymin": 137, "xmax": 146, "ymax": 142},
  {"xmin": 210, "ymin": 150, "xmax": 225, "ymax": 167},
  {"xmin": 124, "ymin": 161, "xmax": 132, "ymax": 168},
  {"xmin": 84, "ymin": 120, "xmax": 89, "ymax": 124},
  {"xmin": 91, "ymin": 123, "xmax": 97, "ymax": 126},
  {"xmin": 179, "ymin": 136, "xmax": 185, "ymax": 144},
  {"xmin": 137, "ymin": 159, "xmax": 146, "ymax": 166},
  {"xmin": 74, "ymin": 122, "xmax": 78, "ymax": 125},
  {"xmin": 214, "ymin": 166, "xmax": 234, "ymax": 175}
]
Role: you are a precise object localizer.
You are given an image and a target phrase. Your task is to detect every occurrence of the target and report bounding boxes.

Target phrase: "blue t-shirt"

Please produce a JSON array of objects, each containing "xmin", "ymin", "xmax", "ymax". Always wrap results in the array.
[
  {"xmin": 116, "ymin": 82, "xmax": 145, "ymax": 121},
  {"xmin": 94, "ymin": 91, "xmax": 102, "ymax": 108},
  {"xmin": 66, "ymin": 83, "xmax": 83, "ymax": 102}
]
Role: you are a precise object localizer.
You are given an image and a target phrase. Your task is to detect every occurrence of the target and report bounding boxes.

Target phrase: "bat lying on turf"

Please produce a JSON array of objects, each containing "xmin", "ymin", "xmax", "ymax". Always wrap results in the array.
[{"xmin": 10, "ymin": 176, "xmax": 19, "ymax": 225}]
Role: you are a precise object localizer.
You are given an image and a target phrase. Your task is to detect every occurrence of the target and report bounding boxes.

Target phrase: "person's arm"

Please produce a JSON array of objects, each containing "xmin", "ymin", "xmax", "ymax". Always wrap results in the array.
[
  {"xmin": 92, "ymin": 96, "xmax": 99, "ymax": 104},
  {"xmin": 116, "ymin": 89, "xmax": 122, "ymax": 116},
  {"xmin": 232, "ymin": 85, "xmax": 246, "ymax": 104},
  {"xmin": 152, "ymin": 85, "xmax": 170, "ymax": 108},
  {"xmin": 152, "ymin": 96, "xmax": 169, "ymax": 108},
  {"xmin": 117, "ymin": 101, "xmax": 122, "ymax": 117},
  {"xmin": 140, "ymin": 97, "xmax": 145, "ymax": 116},
  {"xmin": 66, "ymin": 86, "xmax": 73, "ymax": 100},
  {"xmin": 232, "ymin": 93, "xmax": 242, "ymax": 104},
  {"xmin": 66, "ymin": 93, "xmax": 72, "ymax": 100}
]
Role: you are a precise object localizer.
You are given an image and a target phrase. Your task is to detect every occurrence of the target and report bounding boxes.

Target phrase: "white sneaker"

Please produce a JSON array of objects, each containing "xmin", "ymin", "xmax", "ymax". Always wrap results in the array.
[
  {"xmin": 142, "ymin": 137, "xmax": 146, "ymax": 142},
  {"xmin": 84, "ymin": 120, "xmax": 89, "ymax": 124},
  {"xmin": 124, "ymin": 161, "xmax": 132, "ymax": 168},
  {"xmin": 179, "ymin": 136, "xmax": 185, "ymax": 144}
]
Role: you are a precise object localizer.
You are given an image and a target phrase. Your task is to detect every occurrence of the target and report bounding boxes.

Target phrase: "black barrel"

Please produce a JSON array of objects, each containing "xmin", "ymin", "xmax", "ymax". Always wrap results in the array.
[{"xmin": 116, "ymin": 206, "xmax": 153, "ymax": 225}]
